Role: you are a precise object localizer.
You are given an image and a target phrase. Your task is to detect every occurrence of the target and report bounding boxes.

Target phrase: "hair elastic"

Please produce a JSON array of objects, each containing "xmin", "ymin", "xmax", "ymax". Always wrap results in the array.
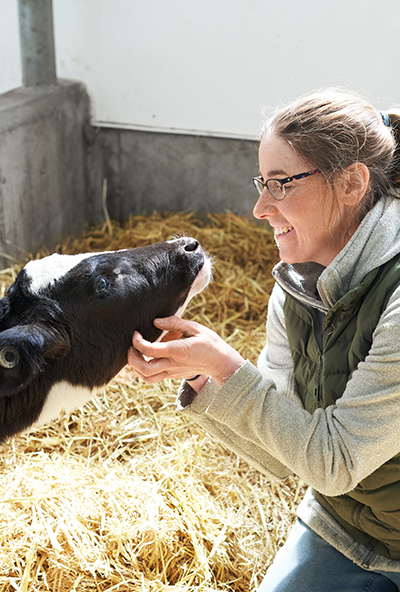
[
  {"xmin": 379, "ymin": 110, "xmax": 390, "ymax": 127},
  {"xmin": 187, "ymin": 374, "xmax": 201, "ymax": 382}
]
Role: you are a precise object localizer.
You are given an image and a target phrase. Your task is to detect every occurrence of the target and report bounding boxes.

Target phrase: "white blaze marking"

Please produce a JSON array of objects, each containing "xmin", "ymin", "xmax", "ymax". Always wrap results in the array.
[{"xmin": 25, "ymin": 252, "xmax": 99, "ymax": 294}]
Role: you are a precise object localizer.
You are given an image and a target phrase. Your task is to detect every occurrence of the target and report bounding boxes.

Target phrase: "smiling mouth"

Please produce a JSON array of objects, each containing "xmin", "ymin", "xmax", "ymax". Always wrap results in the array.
[
  {"xmin": 274, "ymin": 226, "xmax": 293, "ymax": 238},
  {"xmin": 274, "ymin": 226, "xmax": 293, "ymax": 249}
]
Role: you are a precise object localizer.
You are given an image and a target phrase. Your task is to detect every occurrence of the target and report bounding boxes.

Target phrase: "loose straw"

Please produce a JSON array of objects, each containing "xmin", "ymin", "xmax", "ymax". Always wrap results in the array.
[{"xmin": 0, "ymin": 212, "xmax": 306, "ymax": 591}]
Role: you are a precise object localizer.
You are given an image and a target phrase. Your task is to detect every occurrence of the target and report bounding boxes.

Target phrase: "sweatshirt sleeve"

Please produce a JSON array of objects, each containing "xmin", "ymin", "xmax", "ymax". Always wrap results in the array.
[
  {"xmin": 176, "ymin": 283, "xmax": 298, "ymax": 482},
  {"xmin": 257, "ymin": 283, "xmax": 301, "ymax": 404},
  {"xmin": 177, "ymin": 377, "xmax": 292, "ymax": 481},
  {"xmin": 178, "ymin": 284, "xmax": 400, "ymax": 497}
]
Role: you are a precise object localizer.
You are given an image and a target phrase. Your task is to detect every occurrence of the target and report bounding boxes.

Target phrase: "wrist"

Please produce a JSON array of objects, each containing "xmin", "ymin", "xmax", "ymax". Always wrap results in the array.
[
  {"xmin": 212, "ymin": 356, "xmax": 245, "ymax": 387},
  {"xmin": 186, "ymin": 374, "xmax": 201, "ymax": 382},
  {"xmin": 186, "ymin": 374, "xmax": 210, "ymax": 393}
]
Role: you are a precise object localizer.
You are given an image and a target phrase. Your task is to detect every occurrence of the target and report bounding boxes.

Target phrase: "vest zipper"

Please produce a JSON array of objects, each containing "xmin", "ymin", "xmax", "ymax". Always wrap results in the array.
[
  {"xmin": 313, "ymin": 322, "xmax": 335, "ymax": 405},
  {"xmin": 314, "ymin": 353, "xmax": 323, "ymax": 402}
]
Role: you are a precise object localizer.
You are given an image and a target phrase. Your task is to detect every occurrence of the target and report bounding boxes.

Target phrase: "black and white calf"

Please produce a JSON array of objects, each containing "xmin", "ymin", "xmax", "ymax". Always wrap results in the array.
[{"xmin": 0, "ymin": 237, "xmax": 211, "ymax": 443}]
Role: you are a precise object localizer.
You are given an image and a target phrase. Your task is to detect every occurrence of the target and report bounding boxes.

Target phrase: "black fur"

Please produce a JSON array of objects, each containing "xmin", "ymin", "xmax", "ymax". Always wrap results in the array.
[{"xmin": 0, "ymin": 237, "xmax": 207, "ymax": 442}]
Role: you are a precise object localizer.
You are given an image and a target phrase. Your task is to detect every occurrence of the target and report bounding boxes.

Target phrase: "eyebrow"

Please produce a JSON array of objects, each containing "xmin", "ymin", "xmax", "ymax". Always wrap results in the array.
[{"xmin": 261, "ymin": 169, "xmax": 288, "ymax": 178}]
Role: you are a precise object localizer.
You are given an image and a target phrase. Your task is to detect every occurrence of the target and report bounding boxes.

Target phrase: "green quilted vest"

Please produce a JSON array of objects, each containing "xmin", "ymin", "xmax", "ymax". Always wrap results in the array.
[{"xmin": 283, "ymin": 254, "xmax": 400, "ymax": 560}]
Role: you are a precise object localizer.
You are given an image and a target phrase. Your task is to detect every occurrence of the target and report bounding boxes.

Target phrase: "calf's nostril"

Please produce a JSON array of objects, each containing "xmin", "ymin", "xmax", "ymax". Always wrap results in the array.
[{"xmin": 184, "ymin": 240, "xmax": 199, "ymax": 253}]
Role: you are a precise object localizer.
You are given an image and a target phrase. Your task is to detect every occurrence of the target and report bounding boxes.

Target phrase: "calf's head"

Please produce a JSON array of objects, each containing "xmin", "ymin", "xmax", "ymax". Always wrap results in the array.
[{"xmin": 0, "ymin": 237, "xmax": 211, "ymax": 441}]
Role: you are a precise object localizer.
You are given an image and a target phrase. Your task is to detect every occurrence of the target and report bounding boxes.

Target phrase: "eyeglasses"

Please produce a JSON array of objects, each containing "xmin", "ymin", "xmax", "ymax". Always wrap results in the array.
[{"xmin": 252, "ymin": 169, "xmax": 322, "ymax": 201}]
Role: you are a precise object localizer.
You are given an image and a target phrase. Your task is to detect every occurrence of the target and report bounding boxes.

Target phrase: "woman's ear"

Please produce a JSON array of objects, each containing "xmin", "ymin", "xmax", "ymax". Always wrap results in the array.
[{"xmin": 340, "ymin": 163, "xmax": 370, "ymax": 206}]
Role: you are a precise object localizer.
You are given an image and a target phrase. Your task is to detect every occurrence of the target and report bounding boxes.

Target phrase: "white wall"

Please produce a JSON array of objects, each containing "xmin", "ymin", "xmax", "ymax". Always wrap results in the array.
[
  {"xmin": 0, "ymin": 0, "xmax": 22, "ymax": 93},
  {"xmin": 2, "ymin": 0, "xmax": 400, "ymax": 139}
]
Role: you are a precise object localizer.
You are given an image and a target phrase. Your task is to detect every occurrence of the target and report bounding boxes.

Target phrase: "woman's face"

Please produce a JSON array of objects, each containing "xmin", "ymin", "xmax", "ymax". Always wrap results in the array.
[{"xmin": 254, "ymin": 133, "xmax": 354, "ymax": 267}]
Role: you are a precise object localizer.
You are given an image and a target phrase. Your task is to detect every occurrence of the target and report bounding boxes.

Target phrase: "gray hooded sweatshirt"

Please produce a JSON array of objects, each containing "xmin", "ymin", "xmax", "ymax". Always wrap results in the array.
[{"xmin": 177, "ymin": 191, "xmax": 400, "ymax": 573}]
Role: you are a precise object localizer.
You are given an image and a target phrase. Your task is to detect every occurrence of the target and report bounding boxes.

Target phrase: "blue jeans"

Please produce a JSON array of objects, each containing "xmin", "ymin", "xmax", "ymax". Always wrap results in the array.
[{"xmin": 258, "ymin": 519, "xmax": 400, "ymax": 591}]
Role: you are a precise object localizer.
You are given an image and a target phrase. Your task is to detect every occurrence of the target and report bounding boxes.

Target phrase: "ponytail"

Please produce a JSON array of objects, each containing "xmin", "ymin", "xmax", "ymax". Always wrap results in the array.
[{"xmin": 386, "ymin": 111, "xmax": 400, "ymax": 186}]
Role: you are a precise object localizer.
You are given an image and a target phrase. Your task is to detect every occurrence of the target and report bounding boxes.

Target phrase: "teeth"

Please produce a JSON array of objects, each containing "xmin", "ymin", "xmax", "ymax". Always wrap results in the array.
[{"xmin": 274, "ymin": 226, "xmax": 293, "ymax": 236}]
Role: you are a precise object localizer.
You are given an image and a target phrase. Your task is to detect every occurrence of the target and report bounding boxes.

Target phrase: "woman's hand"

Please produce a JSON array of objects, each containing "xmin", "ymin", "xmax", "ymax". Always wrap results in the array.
[{"xmin": 127, "ymin": 316, "xmax": 244, "ymax": 388}]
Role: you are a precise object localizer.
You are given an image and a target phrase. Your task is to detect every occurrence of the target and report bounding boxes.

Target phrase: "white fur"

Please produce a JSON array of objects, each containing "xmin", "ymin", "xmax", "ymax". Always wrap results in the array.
[
  {"xmin": 189, "ymin": 256, "xmax": 213, "ymax": 298},
  {"xmin": 175, "ymin": 256, "xmax": 212, "ymax": 315},
  {"xmin": 32, "ymin": 381, "xmax": 104, "ymax": 427},
  {"xmin": 25, "ymin": 252, "xmax": 99, "ymax": 294}
]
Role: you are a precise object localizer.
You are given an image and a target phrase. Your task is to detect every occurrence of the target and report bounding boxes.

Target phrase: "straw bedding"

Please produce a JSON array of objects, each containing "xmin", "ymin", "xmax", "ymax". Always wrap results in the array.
[{"xmin": 0, "ymin": 213, "xmax": 306, "ymax": 591}]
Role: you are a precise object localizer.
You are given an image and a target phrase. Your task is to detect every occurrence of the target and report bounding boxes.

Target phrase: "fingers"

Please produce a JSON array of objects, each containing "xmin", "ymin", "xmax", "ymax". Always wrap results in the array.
[
  {"xmin": 127, "ymin": 317, "xmax": 239, "ymax": 386},
  {"xmin": 131, "ymin": 331, "xmax": 166, "ymax": 357},
  {"xmin": 127, "ymin": 341, "xmax": 143, "ymax": 365},
  {"xmin": 127, "ymin": 344, "xmax": 169, "ymax": 383},
  {"xmin": 132, "ymin": 317, "xmax": 201, "ymax": 358},
  {"xmin": 154, "ymin": 316, "xmax": 200, "ymax": 338},
  {"xmin": 160, "ymin": 330, "xmax": 184, "ymax": 342},
  {"xmin": 128, "ymin": 321, "xmax": 195, "ymax": 384},
  {"xmin": 133, "ymin": 367, "xmax": 170, "ymax": 384}
]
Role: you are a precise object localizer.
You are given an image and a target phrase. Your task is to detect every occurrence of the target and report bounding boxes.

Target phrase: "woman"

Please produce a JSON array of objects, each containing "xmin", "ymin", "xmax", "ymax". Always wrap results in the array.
[{"xmin": 128, "ymin": 89, "xmax": 400, "ymax": 591}]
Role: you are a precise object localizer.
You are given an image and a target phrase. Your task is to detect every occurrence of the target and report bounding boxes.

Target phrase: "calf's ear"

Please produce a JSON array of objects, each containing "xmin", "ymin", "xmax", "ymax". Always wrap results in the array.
[{"xmin": 0, "ymin": 324, "xmax": 70, "ymax": 397}]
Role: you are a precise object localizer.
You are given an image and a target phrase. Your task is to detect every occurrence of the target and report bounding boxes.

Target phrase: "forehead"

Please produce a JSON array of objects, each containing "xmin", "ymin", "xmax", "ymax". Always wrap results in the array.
[
  {"xmin": 259, "ymin": 133, "xmax": 309, "ymax": 176},
  {"xmin": 24, "ymin": 252, "xmax": 100, "ymax": 294}
]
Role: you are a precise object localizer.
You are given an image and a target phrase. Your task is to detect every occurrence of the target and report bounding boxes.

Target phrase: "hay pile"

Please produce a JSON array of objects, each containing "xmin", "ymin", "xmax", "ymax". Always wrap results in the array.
[{"xmin": 0, "ymin": 213, "xmax": 306, "ymax": 591}]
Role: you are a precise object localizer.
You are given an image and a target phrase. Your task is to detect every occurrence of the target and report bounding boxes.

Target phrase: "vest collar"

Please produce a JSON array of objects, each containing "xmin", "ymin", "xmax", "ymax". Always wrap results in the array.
[{"xmin": 273, "ymin": 193, "xmax": 400, "ymax": 310}]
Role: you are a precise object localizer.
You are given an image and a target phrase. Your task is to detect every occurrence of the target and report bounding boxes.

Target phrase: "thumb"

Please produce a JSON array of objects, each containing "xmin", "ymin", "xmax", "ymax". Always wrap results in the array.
[{"xmin": 154, "ymin": 315, "xmax": 197, "ymax": 336}]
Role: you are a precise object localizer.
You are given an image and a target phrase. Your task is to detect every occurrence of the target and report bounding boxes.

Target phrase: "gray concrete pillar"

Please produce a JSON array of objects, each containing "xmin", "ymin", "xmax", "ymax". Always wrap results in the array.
[{"xmin": 18, "ymin": 0, "xmax": 57, "ymax": 87}]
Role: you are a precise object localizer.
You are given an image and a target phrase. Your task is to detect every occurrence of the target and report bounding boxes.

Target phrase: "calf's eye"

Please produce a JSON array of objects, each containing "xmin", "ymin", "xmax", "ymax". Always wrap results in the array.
[
  {"xmin": 0, "ymin": 346, "xmax": 20, "ymax": 369},
  {"xmin": 95, "ymin": 277, "xmax": 111, "ymax": 295}
]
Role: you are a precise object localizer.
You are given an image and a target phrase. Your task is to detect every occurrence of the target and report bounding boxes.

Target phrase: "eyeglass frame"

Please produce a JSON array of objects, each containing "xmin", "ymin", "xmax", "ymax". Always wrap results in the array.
[{"xmin": 252, "ymin": 169, "xmax": 322, "ymax": 201}]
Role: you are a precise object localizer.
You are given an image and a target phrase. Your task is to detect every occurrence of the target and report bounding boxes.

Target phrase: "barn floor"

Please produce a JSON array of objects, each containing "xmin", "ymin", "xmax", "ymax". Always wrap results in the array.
[{"xmin": 0, "ymin": 212, "xmax": 306, "ymax": 591}]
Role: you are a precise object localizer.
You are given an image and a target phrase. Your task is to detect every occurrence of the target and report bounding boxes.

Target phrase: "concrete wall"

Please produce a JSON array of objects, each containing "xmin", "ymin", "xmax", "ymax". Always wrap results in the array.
[
  {"xmin": 0, "ymin": 76, "xmax": 258, "ymax": 267},
  {"xmin": 0, "ymin": 80, "xmax": 91, "ymax": 266},
  {"xmin": 89, "ymin": 128, "xmax": 258, "ymax": 223},
  {"xmin": 2, "ymin": 0, "xmax": 399, "ymax": 267}
]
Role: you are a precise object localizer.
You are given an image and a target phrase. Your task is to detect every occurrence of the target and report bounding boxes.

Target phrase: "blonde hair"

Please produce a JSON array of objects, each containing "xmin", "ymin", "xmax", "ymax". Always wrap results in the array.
[{"xmin": 262, "ymin": 89, "xmax": 400, "ymax": 219}]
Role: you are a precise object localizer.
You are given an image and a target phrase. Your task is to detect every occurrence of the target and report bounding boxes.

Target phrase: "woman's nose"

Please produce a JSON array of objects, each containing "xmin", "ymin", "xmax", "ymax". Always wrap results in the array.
[{"xmin": 253, "ymin": 191, "xmax": 278, "ymax": 220}]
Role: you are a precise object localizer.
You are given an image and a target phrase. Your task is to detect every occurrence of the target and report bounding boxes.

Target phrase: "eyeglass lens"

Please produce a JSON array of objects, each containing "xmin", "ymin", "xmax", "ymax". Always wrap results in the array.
[
  {"xmin": 254, "ymin": 178, "xmax": 285, "ymax": 200},
  {"xmin": 266, "ymin": 180, "xmax": 285, "ymax": 200}
]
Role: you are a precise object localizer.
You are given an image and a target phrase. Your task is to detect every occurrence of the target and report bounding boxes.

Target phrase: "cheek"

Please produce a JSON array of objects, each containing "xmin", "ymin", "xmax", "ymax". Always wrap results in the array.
[
  {"xmin": 291, "ymin": 194, "xmax": 335, "ymax": 246},
  {"xmin": 308, "ymin": 187, "xmax": 337, "ymax": 230},
  {"xmin": 324, "ymin": 194, "xmax": 348, "ymax": 237}
]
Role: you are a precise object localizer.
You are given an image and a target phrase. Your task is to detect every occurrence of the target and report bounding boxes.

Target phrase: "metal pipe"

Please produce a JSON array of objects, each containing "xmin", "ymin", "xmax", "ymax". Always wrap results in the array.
[{"xmin": 17, "ymin": 0, "xmax": 57, "ymax": 87}]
